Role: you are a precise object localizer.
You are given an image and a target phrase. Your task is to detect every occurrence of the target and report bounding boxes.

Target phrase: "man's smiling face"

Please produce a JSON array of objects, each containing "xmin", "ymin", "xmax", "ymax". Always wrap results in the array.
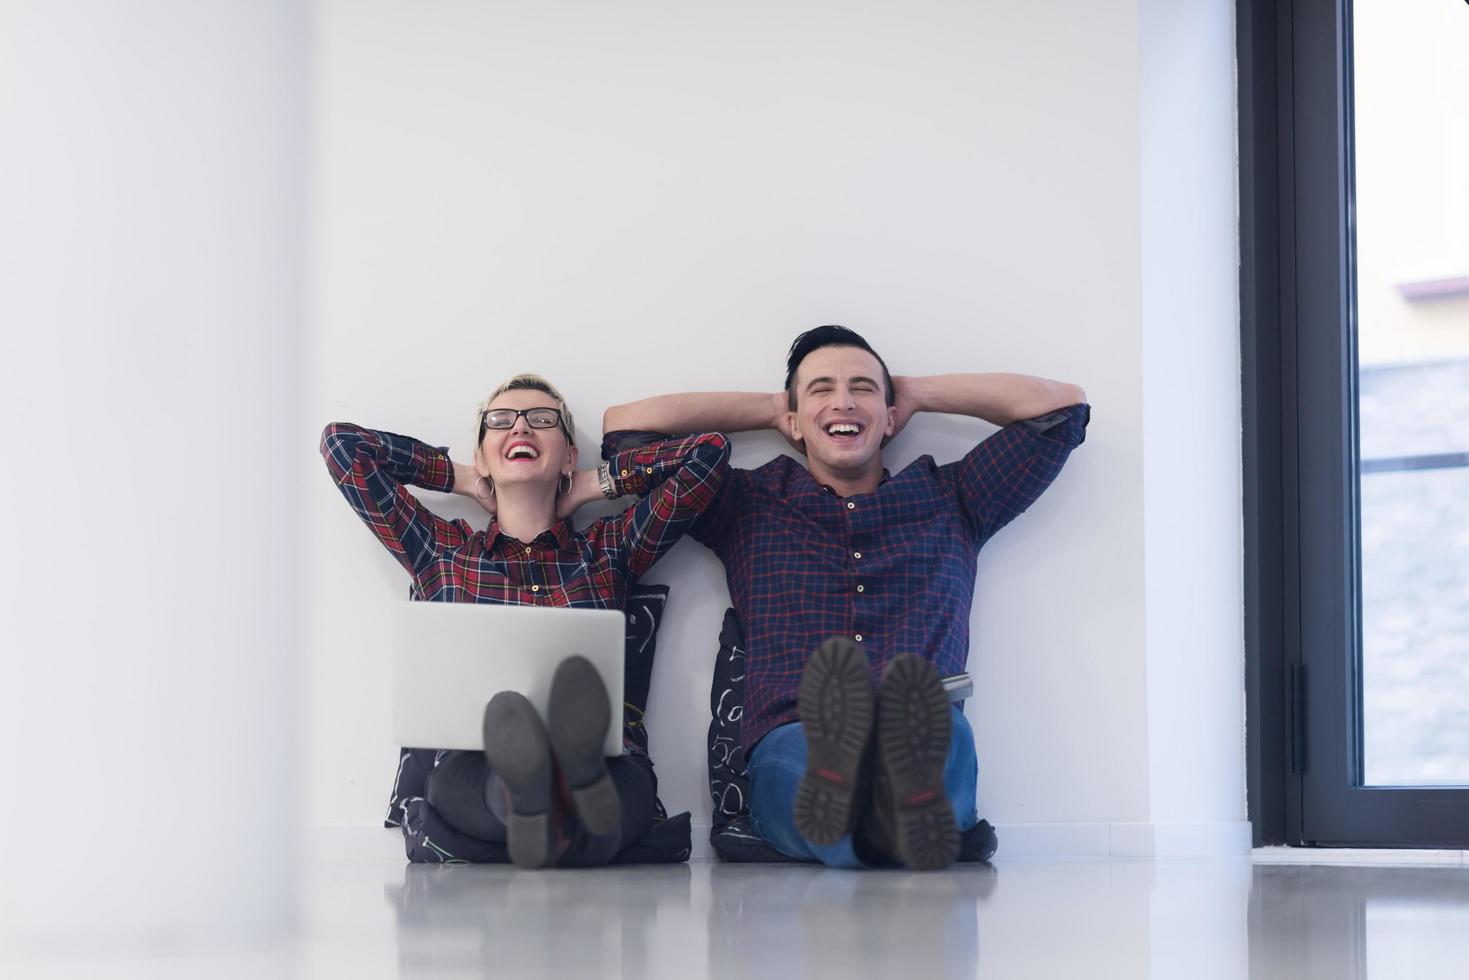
[{"xmin": 786, "ymin": 344, "xmax": 896, "ymax": 475}]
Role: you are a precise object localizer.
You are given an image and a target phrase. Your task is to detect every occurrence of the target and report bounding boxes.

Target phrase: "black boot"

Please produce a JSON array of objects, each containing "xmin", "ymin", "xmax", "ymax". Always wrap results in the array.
[
  {"xmin": 792, "ymin": 637, "xmax": 876, "ymax": 847},
  {"xmin": 872, "ymin": 655, "xmax": 959, "ymax": 870},
  {"xmin": 546, "ymin": 655, "xmax": 622, "ymax": 843},
  {"xmin": 482, "ymin": 691, "xmax": 556, "ymax": 869}
]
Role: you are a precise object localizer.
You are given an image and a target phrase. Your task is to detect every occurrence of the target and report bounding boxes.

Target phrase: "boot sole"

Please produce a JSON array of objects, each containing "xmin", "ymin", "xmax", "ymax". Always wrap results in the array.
[
  {"xmin": 483, "ymin": 691, "xmax": 554, "ymax": 869},
  {"xmin": 546, "ymin": 655, "xmax": 621, "ymax": 839},
  {"xmin": 878, "ymin": 656, "xmax": 959, "ymax": 871},
  {"xmin": 793, "ymin": 637, "xmax": 874, "ymax": 846}
]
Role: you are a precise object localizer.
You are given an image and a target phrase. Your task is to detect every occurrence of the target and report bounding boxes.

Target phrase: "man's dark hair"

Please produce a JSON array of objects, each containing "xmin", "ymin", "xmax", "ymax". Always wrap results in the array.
[{"xmin": 784, "ymin": 325, "xmax": 895, "ymax": 411}]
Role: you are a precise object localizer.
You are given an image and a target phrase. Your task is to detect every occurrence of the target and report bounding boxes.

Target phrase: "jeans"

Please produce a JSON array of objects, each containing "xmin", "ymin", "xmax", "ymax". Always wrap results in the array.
[
  {"xmin": 747, "ymin": 706, "xmax": 979, "ymax": 868},
  {"xmin": 425, "ymin": 750, "xmax": 656, "ymax": 868}
]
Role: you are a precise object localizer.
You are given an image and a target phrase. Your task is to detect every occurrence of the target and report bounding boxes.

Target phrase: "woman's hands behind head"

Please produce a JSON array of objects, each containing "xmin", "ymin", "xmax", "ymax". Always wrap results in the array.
[
  {"xmin": 555, "ymin": 469, "xmax": 604, "ymax": 522},
  {"xmin": 452, "ymin": 461, "xmax": 498, "ymax": 516}
]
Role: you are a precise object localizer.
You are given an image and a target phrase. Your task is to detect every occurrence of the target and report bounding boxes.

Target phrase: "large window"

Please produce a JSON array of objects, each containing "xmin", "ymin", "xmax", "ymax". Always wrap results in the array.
[
  {"xmin": 1241, "ymin": 0, "xmax": 1469, "ymax": 847},
  {"xmin": 1353, "ymin": 0, "xmax": 1469, "ymax": 788}
]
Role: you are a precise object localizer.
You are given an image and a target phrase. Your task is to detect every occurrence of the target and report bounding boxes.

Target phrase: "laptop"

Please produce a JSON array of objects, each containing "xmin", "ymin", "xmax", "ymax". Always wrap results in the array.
[{"xmin": 392, "ymin": 602, "xmax": 626, "ymax": 756}]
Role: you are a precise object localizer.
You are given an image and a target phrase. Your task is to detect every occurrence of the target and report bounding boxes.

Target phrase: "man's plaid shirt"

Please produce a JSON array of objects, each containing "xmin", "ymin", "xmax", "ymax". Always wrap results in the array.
[
  {"xmin": 321, "ymin": 424, "xmax": 729, "ymax": 608},
  {"xmin": 668, "ymin": 404, "xmax": 1089, "ymax": 751}
]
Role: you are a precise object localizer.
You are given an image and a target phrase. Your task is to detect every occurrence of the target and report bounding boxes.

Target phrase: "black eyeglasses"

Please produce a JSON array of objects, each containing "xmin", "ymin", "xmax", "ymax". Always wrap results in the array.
[{"xmin": 481, "ymin": 407, "xmax": 564, "ymax": 431}]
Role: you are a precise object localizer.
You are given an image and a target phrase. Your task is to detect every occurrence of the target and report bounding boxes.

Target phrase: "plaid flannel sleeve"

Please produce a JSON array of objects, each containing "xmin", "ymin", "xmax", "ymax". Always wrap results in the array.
[
  {"xmin": 598, "ymin": 431, "xmax": 731, "ymax": 580},
  {"xmin": 319, "ymin": 423, "xmax": 467, "ymax": 578},
  {"xmin": 946, "ymin": 403, "xmax": 1090, "ymax": 543}
]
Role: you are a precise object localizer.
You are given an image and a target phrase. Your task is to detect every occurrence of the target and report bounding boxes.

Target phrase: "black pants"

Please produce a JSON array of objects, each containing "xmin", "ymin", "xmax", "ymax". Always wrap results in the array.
[{"xmin": 425, "ymin": 750, "xmax": 657, "ymax": 868}]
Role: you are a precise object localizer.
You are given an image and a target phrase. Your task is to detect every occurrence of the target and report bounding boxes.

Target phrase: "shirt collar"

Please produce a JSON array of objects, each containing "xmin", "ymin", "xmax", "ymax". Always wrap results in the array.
[
  {"xmin": 817, "ymin": 469, "xmax": 892, "ymax": 500},
  {"xmin": 486, "ymin": 517, "xmax": 577, "ymax": 552}
]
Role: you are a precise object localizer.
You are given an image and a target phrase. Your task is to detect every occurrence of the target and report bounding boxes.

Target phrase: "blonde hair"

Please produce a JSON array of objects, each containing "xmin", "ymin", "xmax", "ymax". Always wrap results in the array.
[{"xmin": 477, "ymin": 373, "xmax": 576, "ymax": 446}]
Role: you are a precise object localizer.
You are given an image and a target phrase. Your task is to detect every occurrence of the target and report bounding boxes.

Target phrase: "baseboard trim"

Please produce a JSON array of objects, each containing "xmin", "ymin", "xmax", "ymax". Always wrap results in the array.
[
  {"xmin": 301, "ymin": 822, "xmax": 723, "ymax": 862},
  {"xmin": 993, "ymin": 821, "xmax": 1253, "ymax": 860},
  {"xmin": 303, "ymin": 820, "xmax": 1253, "ymax": 864},
  {"xmin": 302, "ymin": 824, "xmax": 406, "ymax": 863},
  {"xmin": 689, "ymin": 822, "xmax": 716, "ymax": 862},
  {"xmin": 1251, "ymin": 846, "xmax": 1467, "ymax": 867},
  {"xmin": 690, "ymin": 820, "xmax": 1251, "ymax": 861}
]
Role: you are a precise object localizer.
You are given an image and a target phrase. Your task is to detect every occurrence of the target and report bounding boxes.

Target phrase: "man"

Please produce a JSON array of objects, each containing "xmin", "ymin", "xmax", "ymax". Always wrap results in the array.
[{"xmin": 604, "ymin": 325, "xmax": 1088, "ymax": 870}]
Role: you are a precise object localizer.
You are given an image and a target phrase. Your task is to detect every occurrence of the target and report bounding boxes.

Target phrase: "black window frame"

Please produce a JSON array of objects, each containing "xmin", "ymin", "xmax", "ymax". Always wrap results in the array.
[{"xmin": 1239, "ymin": 0, "xmax": 1291, "ymax": 847}]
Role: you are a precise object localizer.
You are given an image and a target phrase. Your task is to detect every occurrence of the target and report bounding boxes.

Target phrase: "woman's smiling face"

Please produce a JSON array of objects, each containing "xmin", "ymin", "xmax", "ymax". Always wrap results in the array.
[{"xmin": 475, "ymin": 387, "xmax": 577, "ymax": 492}]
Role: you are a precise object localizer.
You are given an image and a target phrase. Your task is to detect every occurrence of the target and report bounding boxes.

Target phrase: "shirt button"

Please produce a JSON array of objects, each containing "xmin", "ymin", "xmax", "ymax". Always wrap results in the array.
[
  {"xmin": 853, "ymin": 551, "xmax": 862, "ymax": 560},
  {"xmin": 645, "ymin": 466, "xmax": 654, "ymax": 475},
  {"xmin": 524, "ymin": 547, "xmax": 532, "ymax": 556},
  {"xmin": 846, "ymin": 501, "xmax": 855, "ymax": 510},
  {"xmin": 854, "ymin": 633, "xmax": 864, "ymax": 642},
  {"xmin": 856, "ymin": 584, "xmax": 865, "ymax": 593},
  {"xmin": 531, "ymin": 585, "xmax": 540, "ymax": 593},
  {"xmin": 620, "ymin": 469, "xmax": 629, "ymax": 477}
]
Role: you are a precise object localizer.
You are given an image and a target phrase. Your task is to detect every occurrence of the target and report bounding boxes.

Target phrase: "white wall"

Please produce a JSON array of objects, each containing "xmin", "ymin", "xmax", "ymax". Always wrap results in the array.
[
  {"xmin": 1138, "ymin": 0, "xmax": 1248, "ymax": 851},
  {"xmin": 304, "ymin": 0, "xmax": 1244, "ymax": 855},
  {"xmin": 1, "ymin": 0, "xmax": 305, "ymax": 947}
]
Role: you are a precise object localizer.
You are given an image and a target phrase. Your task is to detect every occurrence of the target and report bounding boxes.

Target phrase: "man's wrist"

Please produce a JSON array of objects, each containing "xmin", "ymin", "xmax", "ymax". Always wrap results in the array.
[
  {"xmin": 770, "ymin": 390, "xmax": 789, "ymax": 429},
  {"xmin": 893, "ymin": 375, "xmax": 928, "ymax": 413}
]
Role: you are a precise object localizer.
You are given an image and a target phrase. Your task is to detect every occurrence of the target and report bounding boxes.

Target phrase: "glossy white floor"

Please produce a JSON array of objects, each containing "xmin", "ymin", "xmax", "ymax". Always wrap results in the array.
[{"xmin": 8, "ymin": 833, "xmax": 1469, "ymax": 979}]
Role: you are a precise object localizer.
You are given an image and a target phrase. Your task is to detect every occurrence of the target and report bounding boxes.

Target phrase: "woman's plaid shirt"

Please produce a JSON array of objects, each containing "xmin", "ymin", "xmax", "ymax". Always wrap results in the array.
[
  {"xmin": 321, "ymin": 424, "xmax": 729, "ymax": 608},
  {"xmin": 662, "ymin": 404, "xmax": 1089, "ymax": 751}
]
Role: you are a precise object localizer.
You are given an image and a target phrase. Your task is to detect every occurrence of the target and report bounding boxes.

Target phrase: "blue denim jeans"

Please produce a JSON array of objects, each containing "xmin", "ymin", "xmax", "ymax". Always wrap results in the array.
[{"xmin": 747, "ymin": 706, "xmax": 979, "ymax": 868}]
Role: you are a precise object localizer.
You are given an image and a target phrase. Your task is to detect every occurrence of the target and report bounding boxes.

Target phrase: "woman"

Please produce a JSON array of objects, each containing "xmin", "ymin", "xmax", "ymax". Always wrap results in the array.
[{"xmin": 321, "ymin": 374, "xmax": 728, "ymax": 868}]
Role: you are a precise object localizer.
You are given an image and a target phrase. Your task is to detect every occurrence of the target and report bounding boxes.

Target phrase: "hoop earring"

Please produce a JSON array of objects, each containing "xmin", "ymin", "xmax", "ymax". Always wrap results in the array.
[
  {"xmin": 559, "ymin": 472, "xmax": 573, "ymax": 497},
  {"xmin": 478, "ymin": 475, "xmax": 495, "ymax": 496}
]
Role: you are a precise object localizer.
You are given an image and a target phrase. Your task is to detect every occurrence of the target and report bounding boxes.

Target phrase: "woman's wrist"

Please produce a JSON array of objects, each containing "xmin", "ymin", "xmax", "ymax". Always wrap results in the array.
[
  {"xmin": 451, "ymin": 461, "xmax": 478, "ymax": 497},
  {"xmin": 596, "ymin": 461, "xmax": 619, "ymax": 500},
  {"xmin": 575, "ymin": 468, "xmax": 605, "ymax": 507}
]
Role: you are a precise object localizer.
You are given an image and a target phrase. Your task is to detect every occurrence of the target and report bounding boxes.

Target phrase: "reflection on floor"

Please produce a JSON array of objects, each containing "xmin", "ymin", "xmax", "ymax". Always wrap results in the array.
[{"xmin": 7, "ymin": 834, "xmax": 1469, "ymax": 978}]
